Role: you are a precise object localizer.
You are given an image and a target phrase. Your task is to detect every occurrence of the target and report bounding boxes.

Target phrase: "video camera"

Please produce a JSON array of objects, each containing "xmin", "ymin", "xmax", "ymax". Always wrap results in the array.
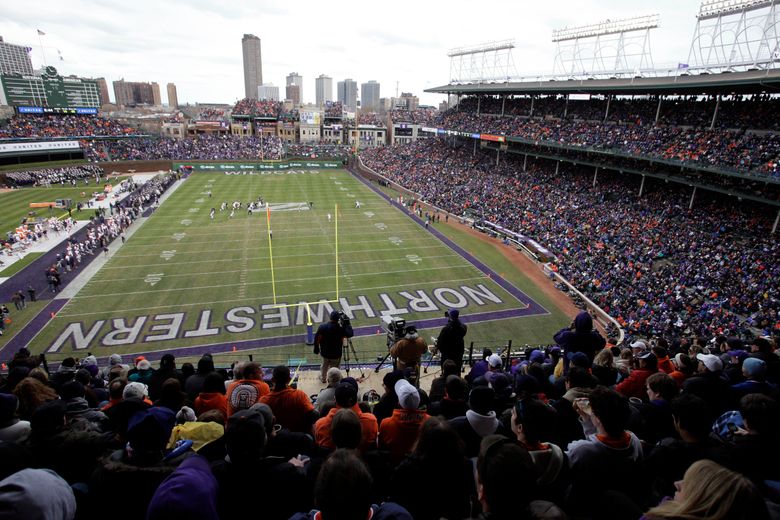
[{"xmin": 381, "ymin": 315, "xmax": 406, "ymax": 348}]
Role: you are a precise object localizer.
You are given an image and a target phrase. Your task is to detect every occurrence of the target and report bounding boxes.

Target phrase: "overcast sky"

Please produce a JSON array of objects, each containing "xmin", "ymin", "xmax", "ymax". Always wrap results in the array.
[{"xmin": 1, "ymin": 0, "xmax": 702, "ymax": 107}]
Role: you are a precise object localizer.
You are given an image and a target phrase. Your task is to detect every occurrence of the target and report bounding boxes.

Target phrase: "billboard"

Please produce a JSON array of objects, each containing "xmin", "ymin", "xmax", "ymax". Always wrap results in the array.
[
  {"xmin": 299, "ymin": 111, "xmax": 321, "ymax": 125},
  {"xmin": 0, "ymin": 70, "xmax": 101, "ymax": 108},
  {"xmin": 172, "ymin": 160, "xmax": 341, "ymax": 171}
]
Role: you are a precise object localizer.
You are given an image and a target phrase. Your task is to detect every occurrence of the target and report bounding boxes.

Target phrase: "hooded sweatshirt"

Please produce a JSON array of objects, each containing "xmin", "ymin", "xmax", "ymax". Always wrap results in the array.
[
  {"xmin": 0, "ymin": 468, "xmax": 76, "ymax": 520},
  {"xmin": 553, "ymin": 311, "xmax": 606, "ymax": 362}
]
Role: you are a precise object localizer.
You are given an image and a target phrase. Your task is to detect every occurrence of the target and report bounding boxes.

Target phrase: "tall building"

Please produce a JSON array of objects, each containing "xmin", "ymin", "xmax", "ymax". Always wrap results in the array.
[
  {"xmin": 337, "ymin": 78, "xmax": 358, "ymax": 110},
  {"xmin": 167, "ymin": 82, "xmax": 178, "ymax": 108},
  {"xmin": 361, "ymin": 80, "xmax": 380, "ymax": 112},
  {"xmin": 151, "ymin": 82, "xmax": 161, "ymax": 106},
  {"xmin": 0, "ymin": 36, "xmax": 34, "ymax": 75},
  {"xmin": 242, "ymin": 34, "xmax": 263, "ymax": 99},
  {"xmin": 257, "ymin": 84, "xmax": 279, "ymax": 101},
  {"xmin": 286, "ymin": 72, "xmax": 303, "ymax": 105},
  {"xmin": 112, "ymin": 79, "xmax": 156, "ymax": 106},
  {"xmin": 95, "ymin": 77, "xmax": 111, "ymax": 105},
  {"xmin": 315, "ymin": 74, "xmax": 332, "ymax": 106}
]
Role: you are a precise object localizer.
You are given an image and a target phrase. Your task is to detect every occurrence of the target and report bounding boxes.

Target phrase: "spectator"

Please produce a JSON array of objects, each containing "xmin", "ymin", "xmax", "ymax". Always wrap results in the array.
[
  {"xmin": 553, "ymin": 311, "xmax": 606, "ymax": 371},
  {"xmin": 592, "ymin": 347, "xmax": 618, "ymax": 386},
  {"xmin": 616, "ymin": 351, "xmax": 659, "ymax": 400},
  {"xmin": 378, "ymin": 379, "xmax": 430, "ymax": 464},
  {"xmin": 566, "ymin": 386, "xmax": 646, "ymax": 514},
  {"xmin": 128, "ymin": 358, "xmax": 154, "ymax": 386},
  {"xmin": 184, "ymin": 355, "xmax": 215, "ymax": 401},
  {"xmin": 154, "ymin": 378, "xmax": 187, "ymax": 413},
  {"xmin": 749, "ymin": 337, "xmax": 779, "ymax": 384},
  {"xmin": 225, "ymin": 362, "xmax": 270, "ymax": 416},
  {"xmin": 147, "ymin": 455, "xmax": 219, "ymax": 520},
  {"xmin": 429, "ymin": 359, "xmax": 460, "ymax": 402},
  {"xmin": 630, "ymin": 372, "xmax": 678, "ymax": 444},
  {"xmin": 428, "ymin": 374, "xmax": 470, "ymax": 419},
  {"xmin": 389, "ymin": 417, "xmax": 473, "ymax": 520},
  {"xmin": 211, "ymin": 409, "xmax": 307, "ymax": 520},
  {"xmin": 314, "ymin": 378, "xmax": 378, "ymax": 451},
  {"xmin": 0, "ymin": 394, "xmax": 31, "ymax": 443},
  {"xmin": 683, "ymin": 353, "xmax": 734, "ymax": 414},
  {"xmin": 148, "ymin": 354, "xmax": 182, "ymax": 402},
  {"xmin": 389, "ymin": 324, "xmax": 427, "ymax": 373},
  {"xmin": 465, "ymin": 348, "xmax": 493, "ymax": 385},
  {"xmin": 449, "ymin": 385, "xmax": 506, "ymax": 457},
  {"xmin": 644, "ymin": 393, "xmax": 731, "ymax": 500},
  {"xmin": 193, "ymin": 372, "xmax": 228, "ymax": 417},
  {"xmin": 259, "ymin": 365, "xmax": 317, "ymax": 433},
  {"xmin": 732, "ymin": 358, "xmax": 776, "ymax": 398},
  {"xmin": 642, "ymin": 460, "xmax": 769, "ymax": 520},
  {"xmin": 730, "ymin": 393, "xmax": 780, "ymax": 489},
  {"xmin": 0, "ymin": 468, "xmax": 76, "ymax": 520},
  {"xmin": 314, "ymin": 367, "xmax": 342, "ymax": 414}
]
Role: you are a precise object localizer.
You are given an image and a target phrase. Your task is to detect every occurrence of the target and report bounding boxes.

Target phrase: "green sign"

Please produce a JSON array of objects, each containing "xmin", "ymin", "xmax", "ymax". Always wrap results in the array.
[{"xmin": 172, "ymin": 160, "xmax": 341, "ymax": 171}]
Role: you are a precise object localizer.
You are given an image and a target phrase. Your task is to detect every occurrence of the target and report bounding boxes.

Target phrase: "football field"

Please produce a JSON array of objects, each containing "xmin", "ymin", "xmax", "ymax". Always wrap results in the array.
[{"xmin": 27, "ymin": 168, "xmax": 567, "ymax": 365}]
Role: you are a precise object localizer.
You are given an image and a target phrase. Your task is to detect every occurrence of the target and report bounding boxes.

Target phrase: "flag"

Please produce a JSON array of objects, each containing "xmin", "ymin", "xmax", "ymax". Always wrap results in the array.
[
  {"xmin": 37, "ymin": 29, "xmax": 45, "ymax": 35},
  {"xmin": 677, "ymin": 63, "xmax": 689, "ymax": 69}
]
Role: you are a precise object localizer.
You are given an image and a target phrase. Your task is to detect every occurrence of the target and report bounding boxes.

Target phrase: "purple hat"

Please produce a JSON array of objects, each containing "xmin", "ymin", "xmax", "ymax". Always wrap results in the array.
[
  {"xmin": 127, "ymin": 407, "xmax": 175, "ymax": 453},
  {"xmin": 727, "ymin": 350, "xmax": 749, "ymax": 361},
  {"xmin": 447, "ymin": 308, "xmax": 460, "ymax": 320},
  {"xmin": 529, "ymin": 350, "xmax": 545, "ymax": 364}
]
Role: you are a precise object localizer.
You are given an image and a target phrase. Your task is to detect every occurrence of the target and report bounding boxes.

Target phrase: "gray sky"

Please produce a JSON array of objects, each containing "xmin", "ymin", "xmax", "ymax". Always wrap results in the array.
[{"xmin": 1, "ymin": 0, "xmax": 701, "ymax": 107}]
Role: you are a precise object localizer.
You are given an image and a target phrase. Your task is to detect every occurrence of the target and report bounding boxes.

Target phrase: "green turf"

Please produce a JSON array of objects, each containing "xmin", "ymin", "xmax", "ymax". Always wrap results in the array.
[
  {"xmin": 27, "ymin": 169, "xmax": 571, "ymax": 365},
  {"xmin": 0, "ymin": 177, "xmax": 129, "ymax": 236},
  {"xmin": 0, "ymin": 252, "xmax": 43, "ymax": 277}
]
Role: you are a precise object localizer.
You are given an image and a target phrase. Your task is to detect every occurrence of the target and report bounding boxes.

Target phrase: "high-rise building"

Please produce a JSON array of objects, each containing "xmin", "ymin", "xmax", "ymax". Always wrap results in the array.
[
  {"xmin": 167, "ymin": 82, "xmax": 178, "ymax": 108},
  {"xmin": 257, "ymin": 84, "xmax": 279, "ymax": 101},
  {"xmin": 112, "ymin": 79, "xmax": 156, "ymax": 106},
  {"xmin": 361, "ymin": 80, "xmax": 380, "ymax": 112},
  {"xmin": 151, "ymin": 82, "xmax": 161, "ymax": 106},
  {"xmin": 315, "ymin": 74, "xmax": 332, "ymax": 106},
  {"xmin": 337, "ymin": 79, "xmax": 358, "ymax": 110},
  {"xmin": 0, "ymin": 36, "xmax": 34, "ymax": 75},
  {"xmin": 96, "ymin": 77, "xmax": 111, "ymax": 105},
  {"xmin": 286, "ymin": 72, "xmax": 302, "ymax": 105},
  {"xmin": 242, "ymin": 34, "xmax": 263, "ymax": 99}
]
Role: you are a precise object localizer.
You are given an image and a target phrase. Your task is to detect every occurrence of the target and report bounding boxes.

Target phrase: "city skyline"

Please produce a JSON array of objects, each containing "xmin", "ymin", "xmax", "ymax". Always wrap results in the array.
[{"xmin": 2, "ymin": 0, "xmax": 704, "ymax": 107}]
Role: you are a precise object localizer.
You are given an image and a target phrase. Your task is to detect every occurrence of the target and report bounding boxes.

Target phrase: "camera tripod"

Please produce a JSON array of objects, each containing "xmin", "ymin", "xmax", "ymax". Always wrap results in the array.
[{"xmin": 342, "ymin": 338, "xmax": 365, "ymax": 380}]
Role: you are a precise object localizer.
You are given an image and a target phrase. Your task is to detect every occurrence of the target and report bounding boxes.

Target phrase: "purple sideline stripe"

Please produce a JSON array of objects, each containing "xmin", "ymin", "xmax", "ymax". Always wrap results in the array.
[{"xmin": 0, "ymin": 298, "xmax": 68, "ymax": 360}]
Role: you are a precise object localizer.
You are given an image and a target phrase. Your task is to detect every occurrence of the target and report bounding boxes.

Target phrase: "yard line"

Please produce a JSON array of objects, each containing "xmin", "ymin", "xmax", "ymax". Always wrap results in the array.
[
  {"xmin": 91, "ymin": 254, "xmax": 473, "ymax": 283},
  {"xmin": 55, "ymin": 275, "xmax": 490, "ymax": 317},
  {"xmin": 76, "ymin": 263, "xmax": 478, "ymax": 298},
  {"xmin": 101, "ymin": 241, "xmax": 459, "ymax": 269}
]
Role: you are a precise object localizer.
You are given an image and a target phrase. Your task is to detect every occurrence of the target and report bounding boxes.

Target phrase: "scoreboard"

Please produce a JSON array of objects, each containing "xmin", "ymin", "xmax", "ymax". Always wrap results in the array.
[{"xmin": 0, "ymin": 66, "xmax": 100, "ymax": 109}]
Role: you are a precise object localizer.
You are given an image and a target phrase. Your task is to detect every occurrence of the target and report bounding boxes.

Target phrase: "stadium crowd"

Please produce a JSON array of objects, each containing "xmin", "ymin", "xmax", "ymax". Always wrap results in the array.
[
  {"xmin": 435, "ymin": 110, "xmax": 780, "ymax": 177},
  {"xmin": 3, "ymin": 164, "xmax": 103, "ymax": 187},
  {"xmin": 285, "ymin": 143, "xmax": 351, "ymax": 159},
  {"xmin": 389, "ymin": 108, "xmax": 438, "ymax": 126},
  {"xmin": 361, "ymin": 139, "xmax": 780, "ymax": 341},
  {"xmin": 453, "ymin": 94, "xmax": 780, "ymax": 130},
  {"xmin": 0, "ymin": 115, "xmax": 140, "ymax": 139},
  {"xmin": 0, "ymin": 330, "xmax": 777, "ymax": 519},
  {"xmin": 82, "ymin": 135, "xmax": 284, "ymax": 162},
  {"xmin": 231, "ymin": 99, "xmax": 281, "ymax": 118}
]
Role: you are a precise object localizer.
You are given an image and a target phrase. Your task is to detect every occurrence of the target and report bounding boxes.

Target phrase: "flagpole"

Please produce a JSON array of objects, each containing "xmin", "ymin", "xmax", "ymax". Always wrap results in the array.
[{"xmin": 37, "ymin": 30, "xmax": 47, "ymax": 66}]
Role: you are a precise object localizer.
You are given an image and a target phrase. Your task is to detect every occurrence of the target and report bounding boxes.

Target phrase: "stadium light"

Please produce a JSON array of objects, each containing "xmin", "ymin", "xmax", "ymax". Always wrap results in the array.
[
  {"xmin": 448, "ymin": 40, "xmax": 515, "ymax": 58},
  {"xmin": 697, "ymin": 0, "xmax": 773, "ymax": 20},
  {"xmin": 552, "ymin": 14, "xmax": 660, "ymax": 42}
]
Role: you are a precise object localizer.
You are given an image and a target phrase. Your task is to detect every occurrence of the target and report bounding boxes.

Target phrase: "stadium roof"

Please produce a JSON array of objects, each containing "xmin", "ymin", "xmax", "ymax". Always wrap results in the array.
[{"xmin": 426, "ymin": 68, "xmax": 780, "ymax": 96}]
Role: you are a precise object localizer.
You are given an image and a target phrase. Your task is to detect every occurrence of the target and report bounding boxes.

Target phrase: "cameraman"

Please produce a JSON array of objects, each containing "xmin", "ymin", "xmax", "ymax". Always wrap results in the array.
[
  {"xmin": 435, "ymin": 308, "xmax": 468, "ymax": 372},
  {"xmin": 314, "ymin": 310, "xmax": 354, "ymax": 384},
  {"xmin": 389, "ymin": 325, "xmax": 427, "ymax": 376}
]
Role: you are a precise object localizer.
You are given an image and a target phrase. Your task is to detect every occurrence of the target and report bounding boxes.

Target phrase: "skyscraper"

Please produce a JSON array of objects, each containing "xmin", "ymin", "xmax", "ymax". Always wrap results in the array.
[
  {"xmin": 361, "ymin": 80, "xmax": 380, "ymax": 112},
  {"xmin": 112, "ymin": 80, "xmax": 156, "ymax": 106},
  {"xmin": 286, "ymin": 72, "xmax": 302, "ymax": 105},
  {"xmin": 242, "ymin": 34, "xmax": 263, "ymax": 99},
  {"xmin": 167, "ymin": 82, "xmax": 178, "ymax": 108},
  {"xmin": 315, "ymin": 74, "xmax": 332, "ymax": 106},
  {"xmin": 151, "ymin": 82, "xmax": 162, "ymax": 106},
  {"xmin": 96, "ymin": 77, "xmax": 111, "ymax": 105},
  {"xmin": 257, "ymin": 84, "xmax": 279, "ymax": 101},
  {"xmin": 337, "ymin": 79, "xmax": 357, "ymax": 110},
  {"xmin": 0, "ymin": 36, "xmax": 34, "ymax": 75}
]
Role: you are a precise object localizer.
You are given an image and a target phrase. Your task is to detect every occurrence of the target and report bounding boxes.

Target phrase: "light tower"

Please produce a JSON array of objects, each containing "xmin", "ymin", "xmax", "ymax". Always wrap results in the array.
[{"xmin": 447, "ymin": 40, "xmax": 517, "ymax": 83}]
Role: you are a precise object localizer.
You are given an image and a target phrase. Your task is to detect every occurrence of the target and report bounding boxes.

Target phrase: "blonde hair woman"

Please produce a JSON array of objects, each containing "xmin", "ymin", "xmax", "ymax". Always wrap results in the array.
[{"xmin": 643, "ymin": 460, "xmax": 768, "ymax": 520}]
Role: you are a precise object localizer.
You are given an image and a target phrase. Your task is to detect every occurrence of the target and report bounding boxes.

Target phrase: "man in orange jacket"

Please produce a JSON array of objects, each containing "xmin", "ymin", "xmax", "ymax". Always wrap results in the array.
[
  {"xmin": 225, "ymin": 362, "xmax": 270, "ymax": 417},
  {"xmin": 314, "ymin": 377, "xmax": 378, "ymax": 451},
  {"xmin": 378, "ymin": 379, "xmax": 430, "ymax": 464}
]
